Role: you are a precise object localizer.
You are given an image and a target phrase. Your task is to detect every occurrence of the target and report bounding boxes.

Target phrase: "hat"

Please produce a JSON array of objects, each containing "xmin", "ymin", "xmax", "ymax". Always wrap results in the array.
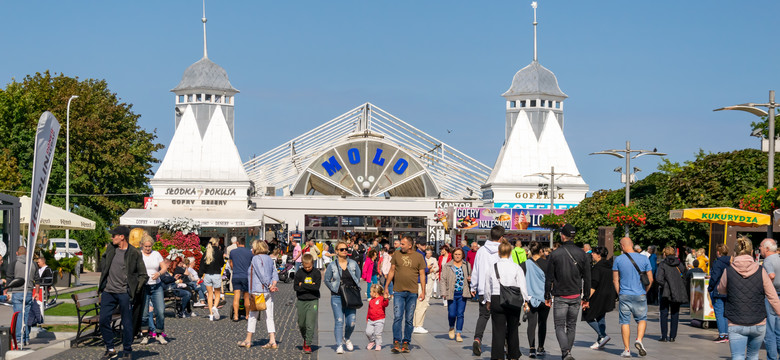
[
  {"xmin": 560, "ymin": 224, "xmax": 576, "ymax": 238},
  {"xmin": 109, "ymin": 226, "xmax": 130, "ymax": 238}
]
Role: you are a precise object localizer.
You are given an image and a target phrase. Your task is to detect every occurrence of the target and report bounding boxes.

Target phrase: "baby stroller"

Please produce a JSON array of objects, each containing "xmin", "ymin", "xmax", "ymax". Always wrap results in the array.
[{"xmin": 277, "ymin": 257, "xmax": 295, "ymax": 283}]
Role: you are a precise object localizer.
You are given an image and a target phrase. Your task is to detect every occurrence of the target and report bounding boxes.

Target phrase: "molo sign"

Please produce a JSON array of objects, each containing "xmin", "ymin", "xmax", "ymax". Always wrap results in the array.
[{"xmin": 321, "ymin": 147, "xmax": 409, "ymax": 177}]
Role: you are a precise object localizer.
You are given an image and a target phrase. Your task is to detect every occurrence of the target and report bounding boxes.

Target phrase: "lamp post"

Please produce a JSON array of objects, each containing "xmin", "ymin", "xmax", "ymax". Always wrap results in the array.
[
  {"xmin": 715, "ymin": 90, "xmax": 778, "ymax": 239},
  {"xmin": 529, "ymin": 166, "xmax": 579, "ymax": 214},
  {"xmin": 590, "ymin": 141, "xmax": 666, "ymax": 236},
  {"xmin": 66, "ymin": 95, "xmax": 80, "ymax": 285}
]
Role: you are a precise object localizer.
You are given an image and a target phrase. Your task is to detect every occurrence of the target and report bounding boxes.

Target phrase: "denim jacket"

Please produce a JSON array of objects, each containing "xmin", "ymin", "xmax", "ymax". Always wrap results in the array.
[
  {"xmin": 324, "ymin": 259, "xmax": 361, "ymax": 294},
  {"xmin": 249, "ymin": 254, "xmax": 278, "ymax": 294}
]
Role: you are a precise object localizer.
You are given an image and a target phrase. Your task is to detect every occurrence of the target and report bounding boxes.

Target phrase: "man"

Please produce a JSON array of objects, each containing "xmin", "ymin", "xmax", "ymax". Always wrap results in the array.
[
  {"xmin": 412, "ymin": 238, "xmax": 431, "ymax": 334},
  {"xmin": 511, "ymin": 240, "xmax": 527, "ymax": 265},
  {"xmin": 384, "ymin": 235, "xmax": 426, "ymax": 353},
  {"xmin": 469, "ymin": 226, "xmax": 503, "ymax": 356},
  {"xmin": 613, "ymin": 237, "xmax": 653, "ymax": 358},
  {"xmin": 393, "ymin": 239, "xmax": 401, "ymax": 250},
  {"xmin": 160, "ymin": 259, "xmax": 194, "ymax": 318},
  {"xmin": 229, "ymin": 237, "xmax": 254, "ymax": 321},
  {"xmin": 762, "ymin": 239, "xmax": 780, "ymax": 359},
  {"xmin": 707, "ymin": 243, "xmax": 730, "ymax": 343},
  {"xmin": 292, "ymin": 239, "xmax": 303, "ymax": 272},
  {"xmin": 304, "ymin": 239, "xmax": 321, "ymax": 269},
  {"xmin": 635, "ymin": 245, "xmax": 649, "ymax": 258},
  {"xmin": 9, "ymin": 246, "xmax": 35, "ymax": 346},
  {"xmin": 467, "ymin": 241, "xmax": 479, "ymax": 268},
  {"xmin": 583, "ymin": 244, "xmax": 592, "ymax": 254},
  {"xmin": 225, "ymin": 236, "xmax": 238, "ymax": 260},
  {"xmin": 99, "ymin": 226, "xmax": 148, "ymax": 360},
  {"xmin": 544, "ymin": 224, "xmax": 591, "ymax": 360}
]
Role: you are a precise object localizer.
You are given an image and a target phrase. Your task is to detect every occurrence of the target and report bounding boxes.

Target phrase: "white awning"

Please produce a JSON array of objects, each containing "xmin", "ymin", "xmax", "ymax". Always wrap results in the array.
[
  {"xmin": 18, "ymin": 196, "xmax": 96, "ymax": 230},
  {"xmin": 120, "ymin": 208, "xmax": 262, "ymax": 228}
]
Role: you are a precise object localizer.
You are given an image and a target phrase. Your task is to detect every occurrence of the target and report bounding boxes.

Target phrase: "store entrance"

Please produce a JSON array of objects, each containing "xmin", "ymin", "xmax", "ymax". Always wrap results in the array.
[{"xmin": 304, "ymin": 215, "xmax": 427, "ymax": 244}]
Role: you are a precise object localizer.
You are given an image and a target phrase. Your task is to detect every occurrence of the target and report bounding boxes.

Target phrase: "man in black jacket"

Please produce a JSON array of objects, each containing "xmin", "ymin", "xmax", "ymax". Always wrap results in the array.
[
  {"xmin": 99, "ymin": 226, "xmax": 149, "ymax": 360},
  {"xmin": 544, "ymin": 224, "xmax": 591, "ymax": 360}
]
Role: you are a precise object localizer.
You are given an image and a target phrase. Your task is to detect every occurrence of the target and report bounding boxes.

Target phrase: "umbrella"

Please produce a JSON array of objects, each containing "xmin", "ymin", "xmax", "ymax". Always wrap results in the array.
[
  {"xmin": 18, "ymin": 196, "xmax": 95, "ymax": 230},
  {"xmin": 669, "ymin": 207, "xmax": 770, "ymax": 227}
]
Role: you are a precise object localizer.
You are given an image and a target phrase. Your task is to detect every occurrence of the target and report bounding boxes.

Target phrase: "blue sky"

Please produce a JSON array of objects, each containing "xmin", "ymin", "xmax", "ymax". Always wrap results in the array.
[{"xmin": 2, "ymin": 1, "xmax": 779, "ymax": 195}]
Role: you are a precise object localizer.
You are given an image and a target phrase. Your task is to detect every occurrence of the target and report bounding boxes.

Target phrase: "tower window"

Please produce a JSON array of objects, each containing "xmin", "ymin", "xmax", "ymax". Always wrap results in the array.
[
  {"xmin": 178, "ymin": 95, "xmax": 184, "ymax": 103},
  {"xmin": 205, "ymin": 94, "xmax": 212, "ymax": 102},
  {"xmin": 196, "ymin": 94, "xmax": 202, "ymax": 102},
  {"xmin": 548, "ymin": 101, "xmax": 553, "ymax": 108},
  {"xmin": 520, "ymin": 100, "xmax": 526, "ymax": 108},
  {"xmin": 187, "ymin": 94, "xmax": 193, "ymax": 102},
  {"xmin": 215, "ymin": 95, "xmax": 222, "ymax": 103},
  {"xmin": 510, "ymin": 100, "xmax": 516, "ymax": 108},
  {"xmin": 530, "ymin": 100, "xmax": 537, "ymax": 107},
  {"xmin": 225, "ymin": 96, "xmax": 231, "ymax": 104},
  {"xmin": 555, "ymin": 102, "xmax": 561, "ymax": 109}
]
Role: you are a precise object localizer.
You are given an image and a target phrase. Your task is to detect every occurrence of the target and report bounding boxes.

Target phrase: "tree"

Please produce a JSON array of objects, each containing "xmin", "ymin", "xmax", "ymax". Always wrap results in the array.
[
  {"xmin": 0, "ymin": 148, "xmax": 21, "ymax": 190},
  {"xmin": 70, "ymin": 206, "xmax": 109, "ymax": 271},
  {"xmin": 0, "ymin": 71, "xmax": 163, "ymax": 225}
]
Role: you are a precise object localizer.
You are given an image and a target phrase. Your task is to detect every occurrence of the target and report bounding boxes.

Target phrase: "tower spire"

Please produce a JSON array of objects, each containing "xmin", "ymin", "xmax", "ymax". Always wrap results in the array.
[
  {"xmin": 202, "ymin": 0, "xmax": 208, "ymax": 59},
  {"xmin": 532, "ymin": 1, "xmax": 538, "ymax": 62}
]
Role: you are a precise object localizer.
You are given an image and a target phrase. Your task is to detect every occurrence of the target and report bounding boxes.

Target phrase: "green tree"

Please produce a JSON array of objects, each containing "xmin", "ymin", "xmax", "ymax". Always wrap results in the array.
[
  {"xmin": 70, "ymin": 206, "xmax": 109, "ymax": 271},
  {"xmin": 0, "ymin": 71, "xmax": 163, "ymax": 225},
  {"xmin": 0, "ymin": 148, "xmax": 21, "ymax": 190}
]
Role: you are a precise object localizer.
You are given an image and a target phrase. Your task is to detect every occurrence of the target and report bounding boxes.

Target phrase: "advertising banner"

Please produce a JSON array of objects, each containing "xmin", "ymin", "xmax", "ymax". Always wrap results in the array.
[{"xmin": 453, "ymin": 207, "xmax": 566, "ymax": 231}]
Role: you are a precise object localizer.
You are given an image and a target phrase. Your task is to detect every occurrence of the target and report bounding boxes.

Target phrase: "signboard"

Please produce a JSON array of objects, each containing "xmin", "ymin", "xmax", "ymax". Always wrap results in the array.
[
  {"xmin": 690, "ymin": 275, "xmax": 716, "ymax": 321},
  {"xmin": 453, "ymin": 207, "xmax": 566, "ymax": 231},
  {"xmin": 144, "ymin": 197, "xmax": 154, "ymax": 209},
  {"xmin": 495, "ymin": 202, "xmax": 578, "ymax": 210}
]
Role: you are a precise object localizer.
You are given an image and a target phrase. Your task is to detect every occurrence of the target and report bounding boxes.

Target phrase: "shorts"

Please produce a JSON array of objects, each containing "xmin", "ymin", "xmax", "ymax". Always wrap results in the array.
[
  {"xmin": 618, "ymin": 294, "xmax": 648, "ymax": 324},
  {"xmin": 203, "ymin": 273, "xmax": 222, "ymax": 288},
  {"xmin": 232, "ymin": 277, "xmax": 249, "ymax": 293}
]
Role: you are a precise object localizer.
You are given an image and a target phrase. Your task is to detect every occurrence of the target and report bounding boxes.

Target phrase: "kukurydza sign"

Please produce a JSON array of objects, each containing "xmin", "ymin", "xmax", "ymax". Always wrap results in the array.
[{"xmin": 452, "ymin": 207, "xmax": 566, "ymax": 231}]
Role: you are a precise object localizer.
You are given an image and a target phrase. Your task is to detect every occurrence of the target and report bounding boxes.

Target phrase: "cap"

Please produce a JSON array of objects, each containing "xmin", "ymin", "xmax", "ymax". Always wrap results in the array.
[
  {"xmin": 560, "ymin": 224, "xmax": 576, "ymax": 238},
  {"xmin": 109, "ymin": 226, "xmax": 130, "ymax": 238}
]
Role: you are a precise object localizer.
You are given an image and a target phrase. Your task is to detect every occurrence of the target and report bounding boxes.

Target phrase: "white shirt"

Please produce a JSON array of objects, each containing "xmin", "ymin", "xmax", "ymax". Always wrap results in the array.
[
  {"xmin": 187, "ymin": 267, "xmax": 199, "ymax": 282},
  {"xmin": 142, "ymin": 251, "xmax": 165, "ymax": 285},
  {"xmin": 485, "ymin": 258, "xmax": 531, "ymax": 302}
]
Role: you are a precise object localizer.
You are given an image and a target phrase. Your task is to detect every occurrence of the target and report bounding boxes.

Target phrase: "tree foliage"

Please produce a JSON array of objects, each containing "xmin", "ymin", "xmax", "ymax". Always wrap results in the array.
[{"xmin": 0, "ymin": 71, "xmax": 163, "ymax": 225}]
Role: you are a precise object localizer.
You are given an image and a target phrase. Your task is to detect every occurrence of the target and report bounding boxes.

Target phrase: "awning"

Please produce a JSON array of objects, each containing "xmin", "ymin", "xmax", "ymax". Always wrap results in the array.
[
  {"xmin": 18, "ymin": 196, "xmax": 96, "ymax": 230},
  {"xmin": 120, "ymin": 208, "xmax": 263, "ymax": 228},
  {"xmin": 669, "ymin": 207, "xmax": 770, "ymax": 227}
]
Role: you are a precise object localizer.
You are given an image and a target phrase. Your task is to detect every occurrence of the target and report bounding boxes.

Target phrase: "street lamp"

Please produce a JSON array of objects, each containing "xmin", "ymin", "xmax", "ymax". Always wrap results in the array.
[
  {"xmin": 528, "ymin": 166, "xmax": 579, "ymax": 214},
  {"xmin": 66, "ymin": 95, "xmax": 80, "ymax": 285},
  {"xmin": 590, "ymin": 141, "xmax": 666, "ymax": 236},
  {"xmin": 715, "ymin": 90, "xmax": 779, "ymax": 239}
]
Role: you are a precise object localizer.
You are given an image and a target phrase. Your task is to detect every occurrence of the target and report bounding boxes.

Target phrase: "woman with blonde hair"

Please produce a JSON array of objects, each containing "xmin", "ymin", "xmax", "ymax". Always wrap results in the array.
[
  {"xmin": 718, "ymin": 236, "xmax": 780, "ymax": 360},
  {"xmin": 238, "ymin": 240, "xmax": 279, "ymax": 349},
  {"xmin": 199, "ymin": 237, "xmax": 225, "ymax": 321},
  {"xmin": 128, "ymin": 228, "xmax": 145, "ymax": 248},
  {"xmin": 139, "ymin": 234, "xmax": 168, "ymax": 344},
  {"xmin": 324, "ymin": 240, "xmax": 362, "ymax": 354}
]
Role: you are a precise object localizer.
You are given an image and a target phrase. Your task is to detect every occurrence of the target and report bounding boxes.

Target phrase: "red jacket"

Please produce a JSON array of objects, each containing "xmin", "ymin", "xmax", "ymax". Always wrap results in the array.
[{"xmin": 367, "ymin": 296, "xmax": 389, "ymax": 321}]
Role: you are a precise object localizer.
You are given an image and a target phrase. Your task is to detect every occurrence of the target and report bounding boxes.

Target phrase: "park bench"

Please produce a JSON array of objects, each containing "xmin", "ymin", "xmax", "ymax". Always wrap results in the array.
[{"xmin": 71, "ymin": 290, "xmax": 119, "ymax": 346}]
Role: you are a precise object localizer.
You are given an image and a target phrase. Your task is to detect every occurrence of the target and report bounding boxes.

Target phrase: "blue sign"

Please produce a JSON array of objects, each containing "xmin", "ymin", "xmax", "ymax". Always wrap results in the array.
[{"xmin": 321, "ymin": 147, "xmax": 408, "ymax": 177}]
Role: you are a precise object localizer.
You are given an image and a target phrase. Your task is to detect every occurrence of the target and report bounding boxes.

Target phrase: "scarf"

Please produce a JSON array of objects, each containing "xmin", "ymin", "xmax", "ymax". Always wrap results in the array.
[{"xmin": 526, "ymin": 259, "xmax": 545, "ymax": 307}]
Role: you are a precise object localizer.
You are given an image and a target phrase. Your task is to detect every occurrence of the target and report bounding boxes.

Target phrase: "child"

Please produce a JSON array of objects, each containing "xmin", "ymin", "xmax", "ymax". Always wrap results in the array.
[
  {"xmin": 294, "ymin": 254, "xmax": 321, "ymax": 354},
  {"xmin": 366, "ymin": 284, "xmax": 389, "ymax": 351}
]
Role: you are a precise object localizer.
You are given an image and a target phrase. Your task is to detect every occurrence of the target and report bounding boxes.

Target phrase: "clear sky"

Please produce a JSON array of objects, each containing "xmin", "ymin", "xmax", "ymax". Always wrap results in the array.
[{"xmin": 2, "ymin": 1, "xmax": 779, "ymax": 195}]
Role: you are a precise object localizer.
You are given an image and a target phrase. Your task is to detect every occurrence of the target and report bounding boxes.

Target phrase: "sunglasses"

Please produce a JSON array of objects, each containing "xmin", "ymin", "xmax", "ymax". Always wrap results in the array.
[{"xmin": 337, "ymin": 248, "xmax": 348, "ymax": 252}]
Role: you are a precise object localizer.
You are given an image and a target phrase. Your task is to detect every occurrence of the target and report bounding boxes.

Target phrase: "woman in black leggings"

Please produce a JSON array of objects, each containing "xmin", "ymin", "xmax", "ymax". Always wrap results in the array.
[{"xmin": 523, "ymin": 241, "xmax": 550, "ymax": 358}]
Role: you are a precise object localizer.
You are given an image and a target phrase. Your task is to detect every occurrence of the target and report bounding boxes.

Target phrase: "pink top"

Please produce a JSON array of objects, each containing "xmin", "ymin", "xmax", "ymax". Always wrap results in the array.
[
  {"xmin": 718, "ymin": 255, "xmax": 780, "ymax": 326},
  {"xmin": 292, "ymin": 244, "xmax": 302, "ymax": 263}
]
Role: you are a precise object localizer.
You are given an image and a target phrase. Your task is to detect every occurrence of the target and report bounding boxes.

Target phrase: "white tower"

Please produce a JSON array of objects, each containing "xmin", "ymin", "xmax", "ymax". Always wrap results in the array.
[{"xmin": 482, "ymin": 1, "xmax": 588, "ymax": 210}]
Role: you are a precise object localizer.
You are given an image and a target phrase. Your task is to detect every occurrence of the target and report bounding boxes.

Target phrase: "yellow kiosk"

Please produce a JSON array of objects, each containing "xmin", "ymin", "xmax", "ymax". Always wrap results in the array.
[{"xmin": 669, "ymin": 207, "xmax": 770, "ymax": 327}]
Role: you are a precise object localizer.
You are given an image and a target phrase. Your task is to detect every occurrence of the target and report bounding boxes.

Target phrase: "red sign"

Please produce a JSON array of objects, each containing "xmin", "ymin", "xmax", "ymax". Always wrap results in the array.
[{"xmin": 144, "ymin": 197, "xmax": 154, "ymax": 209}]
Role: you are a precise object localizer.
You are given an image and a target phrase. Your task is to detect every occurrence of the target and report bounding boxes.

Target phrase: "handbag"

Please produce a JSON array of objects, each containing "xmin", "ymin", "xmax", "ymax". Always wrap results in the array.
[
  {"xmin": 338, "ymin": 263, "xmax": 364, "ymax": 309},
  {"xmin": 494, "ymin": 263, "xmax": 524, "ymax": 312},
  {"xmin": 626, "ymin": 253, "xmax": 651, "ymax": 287},
  {"xmin": 249, "ymin": 261, "xmax": 268, "ymax": 311}
]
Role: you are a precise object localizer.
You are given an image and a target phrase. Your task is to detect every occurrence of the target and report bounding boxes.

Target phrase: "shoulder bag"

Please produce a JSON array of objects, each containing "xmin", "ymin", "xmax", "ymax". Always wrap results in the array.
[
  {"xmin": 249, "ymin": 258, "xmax": 267, "ymax": 311},
  {"xmin": 494, "ymin": 263, "xmax": 524, "ymax": 312},
  {"xmin": 339, "ymin": 262, "xmax": 364, "ymax": 309},
  {"xmin": 626, "ymin": 254, "xmax": 651, "ymax": 287}
]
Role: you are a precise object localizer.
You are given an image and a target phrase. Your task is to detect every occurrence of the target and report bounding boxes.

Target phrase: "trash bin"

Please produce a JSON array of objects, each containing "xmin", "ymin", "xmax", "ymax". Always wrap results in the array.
[{"xmin": 0, "ymin": 326, "xmax": 10, "ymax": 359}]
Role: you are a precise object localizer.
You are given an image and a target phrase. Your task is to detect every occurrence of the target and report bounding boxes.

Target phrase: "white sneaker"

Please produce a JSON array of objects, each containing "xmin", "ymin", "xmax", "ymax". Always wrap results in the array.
[
  {"xmin": 140, "ymin": 336, "xmax": 149, "ymax": 345},
  {"xmin": 413, "ymin": 327, "xmax": 429, "ymax": 334},
  {"xmin": 345, "ymin": 339, "xmax": 354, "ymax": 351},
  {"xmin": 209, "ymin": 314, "xmax": 214, "ymax": 321},
  {"xmin": 634, "ymin": 340, "xmax": 647, "ymax": 356},
  {"xmin": 443, "ymin": 299, "xmax": 447, "ymax": 306},
  {"xmin": 212, "ymin": 306, "xmax": 220, "ymax": 320},
  {"xmin": 599, "ymin": 335, "xmax": 612, "ymax": 348},
  {"xmin": 621, "ymin": 350, "xmax": 632, "ymax": 357},
  {"xmin": 156, "ymin": 334, "xmax": 168, "ymax": 345},
  {"xmin": 590, "ymin": 341, "xmax": 600, "ymax": 349},
  {"xmin": 193, "ymin": 302, "xmax": 206, "ymax": 308},
  {"xmin": 336, "ymin": 345, "xmax": 344, "ymax": 354}
]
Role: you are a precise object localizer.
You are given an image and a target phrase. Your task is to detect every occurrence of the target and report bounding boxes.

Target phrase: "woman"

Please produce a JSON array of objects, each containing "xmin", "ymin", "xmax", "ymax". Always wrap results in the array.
[
  {"xmin": 199, "ymin": 237, "xmax": 225, "ymax": 321},
  {"xmin": 524, "ymin": 241, "xmax": 550, "ymax": 358},
  {"xmin": 324, "ymin": 240, "xmax": 362, "ymax": 354},
  {"xmin": 238, "ymin": 240, "xmax": 279, "ymax": 349},
  {"xmin": 718, "ymin": 236, "xmax": 780, "ymax": 360},
  {"xmin": 437, "ymin": 245, "xmax": 451, "ymax": 301},
  {"xmin": 440, "ymin": 247, "xmax": 471, "ymax": 342},
  {"xmin": 486, "ymin": 241, "xmax": 530, "ymax": 360},
  {"xmin": 655, "ymin": 246, "xmax": 688, "ymax": 342},
  {"xmin": 381, "ymin": 247, "xmax": 394, "ymax": 298},
  {"xmin": 362, "ymin": 249, "xmax": 379, "ymax": 299},
  {"xmin": 708, "ymin": 243, "xmax": 731, "ymax": 342},
  {"xmin": 582, "ymin": 246, "xmax": 616, "ymax": 350},
  {"xmin": 140, "ymin": 234, "xmax": 168, "ymax": 345},
  {"xmin": 425, "ymin": 249, "xmax": 440, "ymax": 301},
  {"xmin": 322, "ymin": 241, "xmax": 334, "ymax": 269}
]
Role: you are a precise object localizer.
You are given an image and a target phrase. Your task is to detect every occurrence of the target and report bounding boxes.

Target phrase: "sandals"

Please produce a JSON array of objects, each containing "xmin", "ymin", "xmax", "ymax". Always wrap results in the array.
[
  {"xmin": 237, "ymin": 340, "xmax": 251, "ymax": 348},
  {"xmin": 261, "ymin": 343, "xmax": 278, "ymax": 349}
]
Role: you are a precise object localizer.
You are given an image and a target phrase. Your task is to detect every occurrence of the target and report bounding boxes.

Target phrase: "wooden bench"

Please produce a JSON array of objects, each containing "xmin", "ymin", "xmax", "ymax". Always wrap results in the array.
[{"xmin": 71, "ymin": 290, "xmax": 120, "ymax": 346}]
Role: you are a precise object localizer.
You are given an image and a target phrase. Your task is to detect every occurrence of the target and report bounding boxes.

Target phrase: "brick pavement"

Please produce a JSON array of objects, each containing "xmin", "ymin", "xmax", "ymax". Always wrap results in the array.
[{"xmin": 46, "ymin": 281, "xmax": 315, "ymax": 359}]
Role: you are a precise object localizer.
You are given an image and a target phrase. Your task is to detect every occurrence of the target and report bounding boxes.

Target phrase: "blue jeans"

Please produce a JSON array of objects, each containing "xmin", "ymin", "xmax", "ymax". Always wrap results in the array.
[
  {"xmin": 392, "ymin": 291, "xmax": 417, "ymax": 343},
  {"xmin": 387, "ymin": 280, "xmax": 394, "ymax": 296},
  {"xmin": 11, "ymin": 292, "xmax": 32, "ymax": 344},
  {"xmin": 447, "ymin": 291, "xmax": 467, "ymax": 333},
  {"xmin": 172, "ymin": 288, "xmax": 191, "ymax": 315},
  {"xmin": 142, "ymin": 283, "xmax": 165, "ymax": 333},
  {"xmin": 587, "ymin": 315, "xmax": 607, "ymax": 339},
  {"xmin": 366, "ymin": 275, "xmax": 378, "ymax": 298},
  {"xmin": 618, "ymin": 294, "xmax": 648, "ymax": 324},
  {"xmin": 712, "ymin": 296, "xmax": 728, "ymax": 336},
  {"xmin": 100, "ymin": 292, "xmax": 133, "ymax": 352},
  {"xmin": 330, "ymin": 295, "xmax": 356, "ymax": 347},
  {"xmin": 188, "ymin": 281, "xmax": 206, "ymax": 302},
  {"xmin": 729, "ymin": 324, "xmax": 766, "ymax": 360},
  {"xmin": 766, "ymin": 299, "xmax": 780, "ymax": 360}
]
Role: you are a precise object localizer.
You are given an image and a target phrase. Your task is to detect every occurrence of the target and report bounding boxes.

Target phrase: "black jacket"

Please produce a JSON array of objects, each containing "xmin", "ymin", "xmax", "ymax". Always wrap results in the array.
[
  {"xmin": 707, "ymin": 255, "xmax": 731, "ymax": 298},
  {"xmin": 99, "ymin": 244, "xmax": 148, "ymax": 301},
  {"xmin": 544, "ymin": 241, "xmax": 592, "ymax": 301},
  {"xmin": 199, "ymin": 248, "xmax": 225, "ymax": 276},
  {"xmin": 582, "ymin": 258, "xmax": 616, "ymax": 321},
  {"xmin": 656, "ymin": 256, "xmax": 688, "ymax": 303},
  {"xmin": 293, "ymin": 267, "xmax": 321, "ymax": 301}
]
